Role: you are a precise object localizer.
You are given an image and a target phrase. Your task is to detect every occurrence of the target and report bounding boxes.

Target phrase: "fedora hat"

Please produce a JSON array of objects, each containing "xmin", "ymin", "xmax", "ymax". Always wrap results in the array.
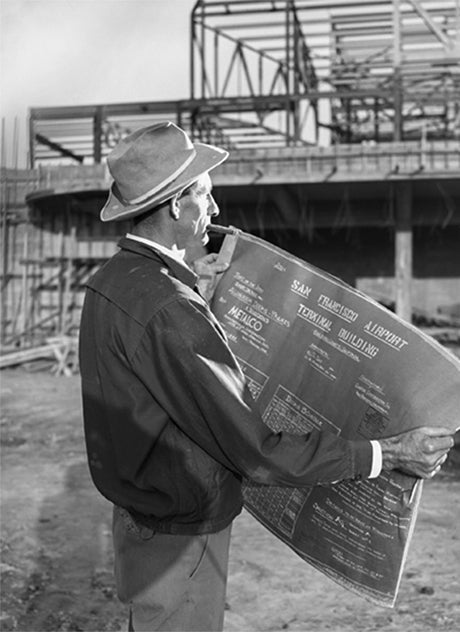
[{"xmin": 100, "ymin": 121, "xmax": 229, "ymax": 222}]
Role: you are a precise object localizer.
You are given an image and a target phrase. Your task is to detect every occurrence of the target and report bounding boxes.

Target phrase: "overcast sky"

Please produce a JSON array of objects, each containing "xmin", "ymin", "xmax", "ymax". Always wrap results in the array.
[{"xmin": 0, "ymin": 0, "xmax": 197, "ymax": 166}]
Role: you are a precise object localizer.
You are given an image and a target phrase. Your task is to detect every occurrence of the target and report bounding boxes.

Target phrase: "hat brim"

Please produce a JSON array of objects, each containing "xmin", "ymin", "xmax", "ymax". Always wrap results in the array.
[{"xmin": 100, "ymin": 142, "xmax": 228, "ymax": 222}]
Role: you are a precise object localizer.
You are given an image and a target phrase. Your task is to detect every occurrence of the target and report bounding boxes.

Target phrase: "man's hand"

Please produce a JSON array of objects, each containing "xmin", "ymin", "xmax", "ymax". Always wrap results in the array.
[
  {"xmin": 192, "ymin": 253, "xmax": 229, "ymax": 302},
  {"xmin": 380, "ymin": 427, "xmax": 454, "ymax": 479}
]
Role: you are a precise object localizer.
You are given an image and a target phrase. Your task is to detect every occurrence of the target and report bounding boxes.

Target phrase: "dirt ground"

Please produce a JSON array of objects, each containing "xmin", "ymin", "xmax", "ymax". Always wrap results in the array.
[{"xmin": 1, "ymin": 365, "xmax": 459, "ymax": 632}]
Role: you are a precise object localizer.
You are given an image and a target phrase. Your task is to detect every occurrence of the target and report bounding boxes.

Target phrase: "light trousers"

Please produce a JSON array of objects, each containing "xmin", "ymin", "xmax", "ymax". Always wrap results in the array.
[{"xmin": 112, "ymin": 506, "xmax": 232, "ymax": 632}]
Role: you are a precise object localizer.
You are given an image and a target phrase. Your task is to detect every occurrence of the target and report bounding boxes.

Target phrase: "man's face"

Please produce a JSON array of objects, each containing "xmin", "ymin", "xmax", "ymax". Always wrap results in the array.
[{"xmin": 175, "ymin": 173, "xmax": 219, "ymax": 250}]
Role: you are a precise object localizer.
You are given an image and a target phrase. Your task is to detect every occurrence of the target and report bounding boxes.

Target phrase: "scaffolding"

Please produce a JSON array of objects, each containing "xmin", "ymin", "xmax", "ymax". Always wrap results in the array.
[{"xmin": 1, "ymin": 0, "xmax": 459, "ymax": 356}]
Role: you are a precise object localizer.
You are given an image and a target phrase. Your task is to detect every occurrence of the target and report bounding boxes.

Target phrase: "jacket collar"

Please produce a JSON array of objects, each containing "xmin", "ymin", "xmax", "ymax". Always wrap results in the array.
[{"xmin": 117, "ymin": 236, "xmax": 198, "ymax": 289}]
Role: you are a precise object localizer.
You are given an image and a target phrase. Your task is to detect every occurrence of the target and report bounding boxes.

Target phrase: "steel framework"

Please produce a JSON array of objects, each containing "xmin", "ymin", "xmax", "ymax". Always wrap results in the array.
[
  {"xmin": 28, "ymin": 0, "xmax": 460, "ymax": 163},
  {"xmin": 190, "ymin": 0, "xmax": 460, "ymax": 146}
]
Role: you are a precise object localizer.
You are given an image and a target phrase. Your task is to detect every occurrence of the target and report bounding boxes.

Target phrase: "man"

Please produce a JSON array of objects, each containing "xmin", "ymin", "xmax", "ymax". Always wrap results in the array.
[{"xmin": 79, "ymin": 122, "xmax": 454, "ymax": 632}]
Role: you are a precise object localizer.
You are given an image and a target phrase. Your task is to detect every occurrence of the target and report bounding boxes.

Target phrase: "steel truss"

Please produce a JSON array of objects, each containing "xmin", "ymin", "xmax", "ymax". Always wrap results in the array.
[
  {"xmin": 190, "ymin": 0, "xmax": 460, "ymax": 146},
  {"xmin": 29, "ymin": 0, "xmax": 460, "ymax": 163}
]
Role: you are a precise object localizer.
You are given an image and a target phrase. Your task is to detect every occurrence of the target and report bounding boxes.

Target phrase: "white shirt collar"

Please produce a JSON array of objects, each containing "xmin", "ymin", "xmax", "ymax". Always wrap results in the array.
[{"xmin": 126, "ymin": 233, "xmax": 187, "ymax": 266}]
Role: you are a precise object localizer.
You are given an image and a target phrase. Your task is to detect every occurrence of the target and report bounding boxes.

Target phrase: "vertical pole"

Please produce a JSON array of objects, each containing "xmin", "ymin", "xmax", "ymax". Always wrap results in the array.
[
  {"xmin": 57, "ymin": 216, "xmax": 65, "ymax": 336},
  {"xmin": 214, "ymin": 31, "xmax": 219, "ymax": 98},
  {"xmin": 0, "ymin": 118, "xmax": 9, "ymax": 345},
  {"xmin": 201, "ymin": 1, "xmax": 206, "ymax": 99},
  {"xmin": 394, "ymin": 182, "xmax": 412, "ymax": 322},
  {"xmin": 420, "ymin": 122, "xmax": 427, "ymax": 169},
  {"xmin": 1, "ymin": 116, "xmax": 6, "ymax": 166},
  {"xmin": 13, "ymin": 117, "xmax": 19, "ymax": 169},
  {"xmin": 190, "ymin": 13, "xmax": 195, "ymax": 100},
  {"xmin": 32, "ymin": 208, "xmax": 44, "ymax": 343},
  {"xmin": 19, "ymin": 222, "xmax": 29, "ymax": 340},
  {"xmin": 0, "ymin": 202, "xmax": 8, "ymax": 345},
  {"xmin": 93, "ymin": 106, "xmax": 103, "ymax": 164},
  {"xmin": 346, "ymin": 98, "xmax": 352, "ymax": 143},
  {"xmin": 285, "ymin": 1, "xmax": 294, "ymax": 145},
  {"xmin": 62, "ymin": 220, "xmax": 76, "ymax": 336},
  {"xmin": 28, "ymin": 111, "xmax": 35, "ymax": 168},
  {"xmin": 393, "ymin": 0, "xmax": 403, "ymax": 141},
  {"xmin": 374, "ymin": 97, "xmax": 380, "ymax": 141},
  {"xmin": 258, "ymin": 55, "xmax": 263, "ymax": 96},
  {"xmin": 313, "ymin": 100, "xmax": 319, "ymax": 145},
  {"xmin": 293, "ymin": 17, "xmax": 300, "ymax": 144},
  {"xmin": 457, "ymin": 0, "xmax": 460, "ymax": 49}
]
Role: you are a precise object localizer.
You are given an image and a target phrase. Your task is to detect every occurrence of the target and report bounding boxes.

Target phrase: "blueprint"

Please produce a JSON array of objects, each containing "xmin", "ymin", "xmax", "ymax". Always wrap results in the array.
[{"xmin": 211, "ymin": 229, "xmax": 460, "ymax": 606}]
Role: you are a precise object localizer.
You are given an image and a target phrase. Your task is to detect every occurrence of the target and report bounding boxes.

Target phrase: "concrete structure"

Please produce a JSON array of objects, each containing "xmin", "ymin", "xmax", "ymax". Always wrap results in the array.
[{"xmin": 1, "ymin": 0, "xmax": 459, "ymax": 349}]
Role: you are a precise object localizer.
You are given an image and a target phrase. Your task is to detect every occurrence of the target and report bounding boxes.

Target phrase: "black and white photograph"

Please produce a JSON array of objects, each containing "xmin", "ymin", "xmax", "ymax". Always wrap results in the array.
[{"xmin": 1, "ymin": 2, "xmax": 459, "ymax": 631}]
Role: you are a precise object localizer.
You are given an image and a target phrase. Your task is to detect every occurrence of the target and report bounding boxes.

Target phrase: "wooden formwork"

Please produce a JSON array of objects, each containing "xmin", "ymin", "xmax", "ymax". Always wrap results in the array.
[
  {"xmin": 0, "ymin": 167, "xmax": 126, "ymax": 351},
  {"xmin": 2, "ymin": 143, "xmax": 459, "ymax": 354}
]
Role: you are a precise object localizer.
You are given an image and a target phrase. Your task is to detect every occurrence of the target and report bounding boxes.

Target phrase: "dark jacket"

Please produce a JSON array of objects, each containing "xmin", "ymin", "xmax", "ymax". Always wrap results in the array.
[{"xmin": 79, "ymin": 236, "xmax": 372, "ymax": 535}]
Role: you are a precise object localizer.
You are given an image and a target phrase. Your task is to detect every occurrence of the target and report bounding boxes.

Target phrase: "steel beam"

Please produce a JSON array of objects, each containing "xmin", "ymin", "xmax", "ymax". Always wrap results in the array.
[
  {"xmin": 29, "ymin": 1, "xmax": 460, "ymax": 159},
  {"xmin": 406, "ymin": 0, "xmax": 453, "ymax": 48},
  {"xmin": 35, "ymin": 134, "xmax": 84, "ymax": 163}
]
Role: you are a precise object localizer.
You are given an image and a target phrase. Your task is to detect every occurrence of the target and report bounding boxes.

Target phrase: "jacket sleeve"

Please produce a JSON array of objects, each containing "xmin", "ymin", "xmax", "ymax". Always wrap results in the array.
[{"xmin": 130, "ymin": 295, "xmax": 373, "ymax": 486}]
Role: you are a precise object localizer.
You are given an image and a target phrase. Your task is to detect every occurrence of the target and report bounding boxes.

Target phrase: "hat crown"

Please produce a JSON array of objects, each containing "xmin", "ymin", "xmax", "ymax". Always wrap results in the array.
[
  {"xmin": 108, "ymin": 122, "xmax": 196, "ymax": 204},
  {"xmin": 100, "ymin": 121, "xmax": 229, "ymax": 222}
]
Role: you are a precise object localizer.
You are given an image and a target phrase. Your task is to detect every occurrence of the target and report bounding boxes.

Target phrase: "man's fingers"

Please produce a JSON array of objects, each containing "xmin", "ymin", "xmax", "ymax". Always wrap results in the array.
[
  {"xmin": 429, "ymin": 464, "xmax": 442, "ymax": 478},
  {"xmin": 201, "ymin": 253, "xmax": 219, "ymax": 263},
  {"xmin": 428, "ymin": 451, "xmax": 451, "ymax": 478},
  {"xmin": 193, "ymin": 256, "xmax": 229, "ymax": 275},
  {"xmin": 213, "ymin": 263, "xmax": 230, "ymax": 273},
  {"xmin": 383, "ymin": 426, "xmax": 455, "ymax": 478},
  {"xmin": 422, "ymin": 434, "xmax": 454, "ymax": 453},
  {"xmin": 436, "ymin": 453, "xmax": 449, "ymax": 468}
]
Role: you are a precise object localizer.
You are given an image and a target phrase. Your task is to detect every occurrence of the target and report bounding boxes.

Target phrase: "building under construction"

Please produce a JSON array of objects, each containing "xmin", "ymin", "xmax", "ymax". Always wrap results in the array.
[{"xmin": 1, "ymin": 0, "xmax": 459, "ymax": 364}]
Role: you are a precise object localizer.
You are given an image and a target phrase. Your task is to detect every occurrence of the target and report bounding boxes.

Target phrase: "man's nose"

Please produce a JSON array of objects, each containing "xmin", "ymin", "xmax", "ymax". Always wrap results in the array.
[{"xmin": 208, "ymin": 196, "xmax": 219, "ymax": 217}]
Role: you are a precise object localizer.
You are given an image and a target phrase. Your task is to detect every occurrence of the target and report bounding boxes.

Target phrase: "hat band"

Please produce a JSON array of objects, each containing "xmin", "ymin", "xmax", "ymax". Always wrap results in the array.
[{"xmin": 126, "ymin": 151, "xmax": 196, "ymax": 204}]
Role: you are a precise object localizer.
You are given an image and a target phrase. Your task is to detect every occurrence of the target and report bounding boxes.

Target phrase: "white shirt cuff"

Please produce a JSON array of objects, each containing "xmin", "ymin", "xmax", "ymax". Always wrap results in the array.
[{"xmin": 369, "ymin": 440, "xmax": 383, "ymax": 478}]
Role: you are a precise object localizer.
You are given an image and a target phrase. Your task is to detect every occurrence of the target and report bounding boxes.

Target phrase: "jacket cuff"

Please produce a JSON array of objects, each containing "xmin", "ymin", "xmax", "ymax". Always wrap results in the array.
[
  {"xmin": 369, "ymin": 440, "xmax": 383, "ymax": 478},
  {"xmin": 350, "ymin": 439, "xmax": 374, "ymax": 480}
]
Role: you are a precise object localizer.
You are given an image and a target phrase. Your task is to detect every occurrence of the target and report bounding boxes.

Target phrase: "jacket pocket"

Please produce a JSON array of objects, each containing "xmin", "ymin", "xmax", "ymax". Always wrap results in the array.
[{"xmin": 117, "ymin": 506, "xmax": 156, "ymax": 541}]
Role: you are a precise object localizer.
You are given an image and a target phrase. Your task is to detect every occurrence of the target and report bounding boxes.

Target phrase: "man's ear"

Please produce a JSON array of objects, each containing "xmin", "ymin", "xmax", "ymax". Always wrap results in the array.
[{"xmin": 169, "ymin": 195, "xmax": 181, "ymax": 221}]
